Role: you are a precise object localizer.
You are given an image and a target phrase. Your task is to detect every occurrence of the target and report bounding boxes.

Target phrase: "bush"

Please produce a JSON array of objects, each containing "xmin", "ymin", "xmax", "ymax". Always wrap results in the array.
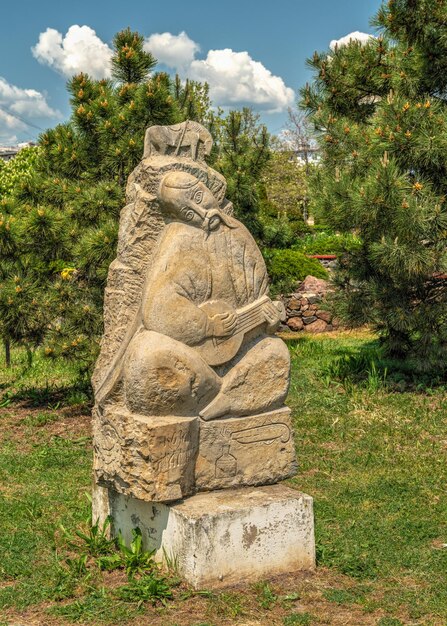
[
  {"xmin": 293, "ymin": 232, "xmax": 362, "ymax": 255},
  {"xmin": 265, "ymin": 249, "xmax": 328, "ymax": 295}
]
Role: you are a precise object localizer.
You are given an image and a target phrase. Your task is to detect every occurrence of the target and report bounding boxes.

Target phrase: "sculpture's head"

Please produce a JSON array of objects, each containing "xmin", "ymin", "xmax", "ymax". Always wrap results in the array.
[{"xmin": 157, "ymin": 171, "xmax": 234, "ymax": 234}]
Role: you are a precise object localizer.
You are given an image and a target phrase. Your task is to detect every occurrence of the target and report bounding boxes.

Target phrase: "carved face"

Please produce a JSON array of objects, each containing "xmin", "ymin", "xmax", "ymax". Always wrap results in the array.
[{"xmin": 157, "ymin": 171, "xmax": 233, "ymax": 233}]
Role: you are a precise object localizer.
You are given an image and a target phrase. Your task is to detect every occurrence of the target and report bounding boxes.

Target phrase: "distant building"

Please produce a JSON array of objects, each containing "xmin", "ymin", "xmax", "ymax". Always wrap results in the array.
[
  {"xmin": 294, "ymin": 144, "xmax": 321, "ymax": 166},
  {"xmin": 0, "ymin": 142, "xmax": 36, "ymax": 162}
]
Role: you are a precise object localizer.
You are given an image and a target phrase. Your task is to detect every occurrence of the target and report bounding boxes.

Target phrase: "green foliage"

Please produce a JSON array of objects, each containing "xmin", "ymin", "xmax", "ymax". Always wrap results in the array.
[
  {"xmin": 259, "ymin": 148, "xmax": 310, "ymax": 247},
  {"xmin": 211, "ymin": 108, "xmax": 270, "ymax": 238},
  {"xmin": 0, "ymin": 29, "xmax": 212, "ymax": 372},
  {"xmin": 264, "ymin": 249, "xmax": 328, "ymax": 295},
  {"xmin": 293, "ymin": 231, "xmax": 362, "ymax": 255},
  {"xmin": 100, "ymin": 528, "xmax": 157, "ymax": 577},
  {"xmin": 115, "ymin": 573, "xmax": 174, "ymax": 606},
  {"xmin": 301, "ymin": 0, "xmax": 447, "ymax": 369},
  {"xmin": 0, "ymin": 147, "xmax": 39, "ymax": 197}
]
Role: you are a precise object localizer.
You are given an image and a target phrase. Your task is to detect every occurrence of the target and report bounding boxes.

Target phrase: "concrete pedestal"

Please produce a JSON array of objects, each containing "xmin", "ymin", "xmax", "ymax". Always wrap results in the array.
[{"xmin": 93, "ymin": 483, "xmax": 315, "ymax": 588}]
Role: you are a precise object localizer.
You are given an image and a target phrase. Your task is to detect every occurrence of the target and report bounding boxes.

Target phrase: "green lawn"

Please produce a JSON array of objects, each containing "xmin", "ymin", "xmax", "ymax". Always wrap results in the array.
[{"xmin": 0, "ymin": 333, "xmax": 446, "ymax": 625}]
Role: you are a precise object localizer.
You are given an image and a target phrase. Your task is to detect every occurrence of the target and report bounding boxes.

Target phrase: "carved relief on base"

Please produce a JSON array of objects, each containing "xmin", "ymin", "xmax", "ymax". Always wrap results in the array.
[
  {"xmin": 195, "ymin": 407, "xmax": 297, "ymax": 491},
  {"xmin": 93, "ymin": 408, "xmax": 199, "ymax": 503},
  {"xmin": 93, "ymin": 406, "xmax": 296, "ymax": 503}
]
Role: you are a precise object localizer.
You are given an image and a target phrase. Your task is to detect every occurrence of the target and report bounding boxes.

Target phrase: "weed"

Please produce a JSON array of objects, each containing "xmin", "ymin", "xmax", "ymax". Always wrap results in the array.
[
  {"xmin": 377, "ymin": 619, "xmax": 404, "ymax": 626},
  {"xmin": 253, "ymin": 581, "xmax": 277, "ymax": 609},
  {"xmin": 99, "ymin": 528, "xmax": 157, "ymax": 577},
  {"xmin": 208, "ymin": 591, "xmax": 246, "ymax": 618},
  {"xmin": 115, "ymin": 573, "xmax": 174, "ymax": 606}
]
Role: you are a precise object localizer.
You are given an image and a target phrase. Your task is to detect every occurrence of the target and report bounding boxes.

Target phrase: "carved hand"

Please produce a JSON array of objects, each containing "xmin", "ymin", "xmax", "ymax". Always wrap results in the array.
[
  {"xmin": 263, "ymin": 301, "xmax": 282, "ymax": 333},
  {"xmin": 208, "ymin": 311, "xmax": 237, "ymax": 338}
]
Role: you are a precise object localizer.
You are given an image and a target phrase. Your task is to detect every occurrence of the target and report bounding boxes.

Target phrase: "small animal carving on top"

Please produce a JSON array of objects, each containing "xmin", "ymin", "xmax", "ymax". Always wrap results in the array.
[{"xmin": 143, "ymin": 121, "xmax": 213, "ymax": 161}]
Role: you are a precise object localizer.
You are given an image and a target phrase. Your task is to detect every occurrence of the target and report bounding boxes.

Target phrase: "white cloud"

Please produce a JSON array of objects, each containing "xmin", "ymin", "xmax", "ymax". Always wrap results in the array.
[
  {"xmin": 32, "ymin": 26, "xmax": 294, "ymax": 113},
  {"xmin": 144, "ymin": 31, "xmax": 199, "ymax": 71},
  {"xmin": 145, "ymin": 32, "xmax": 294, "ymax": 112},
  {"xmin": 32, "ymin": 25, "xmax": 112, "ymax": 79},
  {"xmin": 330, "ymin": 31, "xmax": 375, "ymax": 51},
  {"xmin": 190, "ymin": 49, "xmax": 294, "ymax": 112},
  {"xmin": 0, "ymin": 77, "xmax": 61, "ymax": 142}
]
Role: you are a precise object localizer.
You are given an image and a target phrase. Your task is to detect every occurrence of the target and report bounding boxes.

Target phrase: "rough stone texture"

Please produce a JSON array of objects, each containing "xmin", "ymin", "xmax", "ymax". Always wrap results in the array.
[
  {"xmin": 94, "ymin": 485, "xmax": 315, "ymax": 589},
  {"xmin": 287, "ymin": 317, "xmax": 304, "ymax": 331},
  {"xmin": 195, "ymin": 408, "xmax": 297, "ymax": 491},
  {"xmin": 298, "ymin": 275, "xmax": 331, "ymax": 294},
  {"xmin": 304, "ymin": 319, "xmax": 329, "ymax": 333},
  {"xmin": 93, "ymin": 407, "xmax": 297, "ymax": 501},
  {"xmin": 282, "ymin": 276, "xmax": 340, "ymax": 334},
  {"xmin": 93, "ymin": 408, "xmax": 199, "ymax": 502}
]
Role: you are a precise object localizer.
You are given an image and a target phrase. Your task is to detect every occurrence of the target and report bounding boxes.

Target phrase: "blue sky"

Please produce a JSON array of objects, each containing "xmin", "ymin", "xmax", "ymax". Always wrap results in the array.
[{"xmin": 0, "ymin": 0, "xmax": 383, "ymax": 144}]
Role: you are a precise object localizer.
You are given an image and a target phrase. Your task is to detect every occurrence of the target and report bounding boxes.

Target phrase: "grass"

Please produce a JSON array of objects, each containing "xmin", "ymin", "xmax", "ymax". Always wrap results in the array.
[{"xmin": 0, "ymin": 333, "xmax": 446, "ymax": 624}]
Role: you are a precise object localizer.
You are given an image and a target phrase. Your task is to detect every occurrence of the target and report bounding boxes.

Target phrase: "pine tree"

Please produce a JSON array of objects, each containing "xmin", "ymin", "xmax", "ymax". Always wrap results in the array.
[
  {"xmin": 301, "ymin": 0, "xmax": 447, "ymax": 370},
  {"xmin": 12, "ymin": 29, "xmax": 203, "ymax": 373},
  {"xmin": 210, "ymin": 108, "xmax": 270, "ymax": 238},
  {"xmin": 0, "ymin": 147, "xmax": 46, "ymax": 367}
]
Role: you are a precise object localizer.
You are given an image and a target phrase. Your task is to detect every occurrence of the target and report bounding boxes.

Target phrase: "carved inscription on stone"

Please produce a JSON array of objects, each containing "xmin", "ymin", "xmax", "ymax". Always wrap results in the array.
[
  {"xmin": 93, "ymin": 409, "xmax": 199, "ymax": 503},
  {"xmin": 195, "ymin": 407, "xmax": 297, "ymax": 491}
]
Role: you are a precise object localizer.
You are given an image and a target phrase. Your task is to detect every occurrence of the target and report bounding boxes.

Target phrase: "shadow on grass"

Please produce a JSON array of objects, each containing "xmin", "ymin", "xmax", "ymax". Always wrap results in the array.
[
  {"xmin": 285, "ymin": 334, "xmax": 447, "ymax": 393},
  {"xmin": 4, "ymin": 380, "xmax": 93, "ymax": 408}
]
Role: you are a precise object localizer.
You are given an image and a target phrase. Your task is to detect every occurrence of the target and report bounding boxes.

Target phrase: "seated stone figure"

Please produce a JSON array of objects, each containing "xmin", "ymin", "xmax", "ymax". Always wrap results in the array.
[{"xmin": 123, "ymin": 171, "xmax": 290, "ymax": 420}]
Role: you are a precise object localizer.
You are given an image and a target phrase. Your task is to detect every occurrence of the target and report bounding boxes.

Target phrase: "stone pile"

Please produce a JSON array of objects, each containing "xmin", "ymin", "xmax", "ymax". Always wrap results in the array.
[{"xmin": 282, "ymin": 275, "xmax": 339, "ymax": 333}]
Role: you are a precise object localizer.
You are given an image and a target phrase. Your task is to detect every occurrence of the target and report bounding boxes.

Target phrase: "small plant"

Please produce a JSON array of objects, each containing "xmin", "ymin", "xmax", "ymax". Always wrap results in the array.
[
  {"xmin": 61, "ymin": 515, "xmax": 115, "ymax": 559},
  {"xmin": 253, "ymin": 581, "xmax": 277, "ymax": 609},
  {"xmin": 377, "ymin": 619, "xmax": 404, "ymax": 626},
  {"xmin": 100, "ymin": 528, "xmax": 157, "ymax": 577},
  {"xmin": 115, "ymin": 572, "xmax": 174, "ymax": 607}
]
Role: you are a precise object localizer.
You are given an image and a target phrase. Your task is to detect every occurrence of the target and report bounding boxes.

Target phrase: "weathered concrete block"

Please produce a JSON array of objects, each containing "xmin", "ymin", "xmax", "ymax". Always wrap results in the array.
[
  {"xmin": 95, "ymin": 484, "xmax": 315, "ymax": 589},
  {"xmin": 195, "ymin": 407, "xmax": 297, "ymax": 491}
]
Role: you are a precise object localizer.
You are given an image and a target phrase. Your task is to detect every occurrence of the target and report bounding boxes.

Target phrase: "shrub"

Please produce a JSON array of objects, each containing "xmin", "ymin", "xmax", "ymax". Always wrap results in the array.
[
  {"xmin": 293, "ymin": 232, "xmax": 362, "ymax": 255},
  {"xmin": 265, "ymin": 249, "xmax": 328, "ymax": 295}
]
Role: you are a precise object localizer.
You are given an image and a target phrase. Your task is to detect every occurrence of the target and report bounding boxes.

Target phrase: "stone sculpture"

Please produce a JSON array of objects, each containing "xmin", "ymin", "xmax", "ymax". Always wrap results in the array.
[
  {"xmin": 92, "ymin": 120, "xmax": 297, "ymax": 503},
  {"xmin": 92, "ymin": 121, "xmax": 315, "ymax": 587}
]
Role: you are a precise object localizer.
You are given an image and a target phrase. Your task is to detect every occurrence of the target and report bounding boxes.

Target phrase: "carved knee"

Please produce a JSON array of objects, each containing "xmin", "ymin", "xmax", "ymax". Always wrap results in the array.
[{"xmin": 124, "ymin": 331, "xmax": 220, "ymax": 416}]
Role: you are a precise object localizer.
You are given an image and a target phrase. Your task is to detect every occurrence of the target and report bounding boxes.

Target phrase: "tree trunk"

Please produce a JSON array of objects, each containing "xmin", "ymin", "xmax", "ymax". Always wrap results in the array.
[
  {"xmin": 3, "ymin": 338, "xmax": 11, "ymax": 368},
  {"xmin": 25, "ymin": 345, "xmax": 33, "ymax": 369}
]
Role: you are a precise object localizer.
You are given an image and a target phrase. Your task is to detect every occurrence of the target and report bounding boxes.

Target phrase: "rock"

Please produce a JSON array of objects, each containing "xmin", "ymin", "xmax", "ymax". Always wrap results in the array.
[
  {"xmin": 304, "ymin": 319, "xmax": 328, "ymax": 333},
  {"xmin": 316, "ymin": 310, "xmax": 332, "ymax": 323},
  {"xmin": 306, "ymin": 294, "xmax": 321, "ymax": 305},
  {"xmin": 302, "ymin": 315, "xmax": 318, "ymax": 325},
  {"xmin": 288, "ymin": 297, "xmax": 301, "ymax": 309},
  {"xmin": 287, "ymin": 317, "xmax": 304, "ymax": 331},
  {"xmin": 298, "ymin": 275, "xmax": 330, "ymax": 294}
]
